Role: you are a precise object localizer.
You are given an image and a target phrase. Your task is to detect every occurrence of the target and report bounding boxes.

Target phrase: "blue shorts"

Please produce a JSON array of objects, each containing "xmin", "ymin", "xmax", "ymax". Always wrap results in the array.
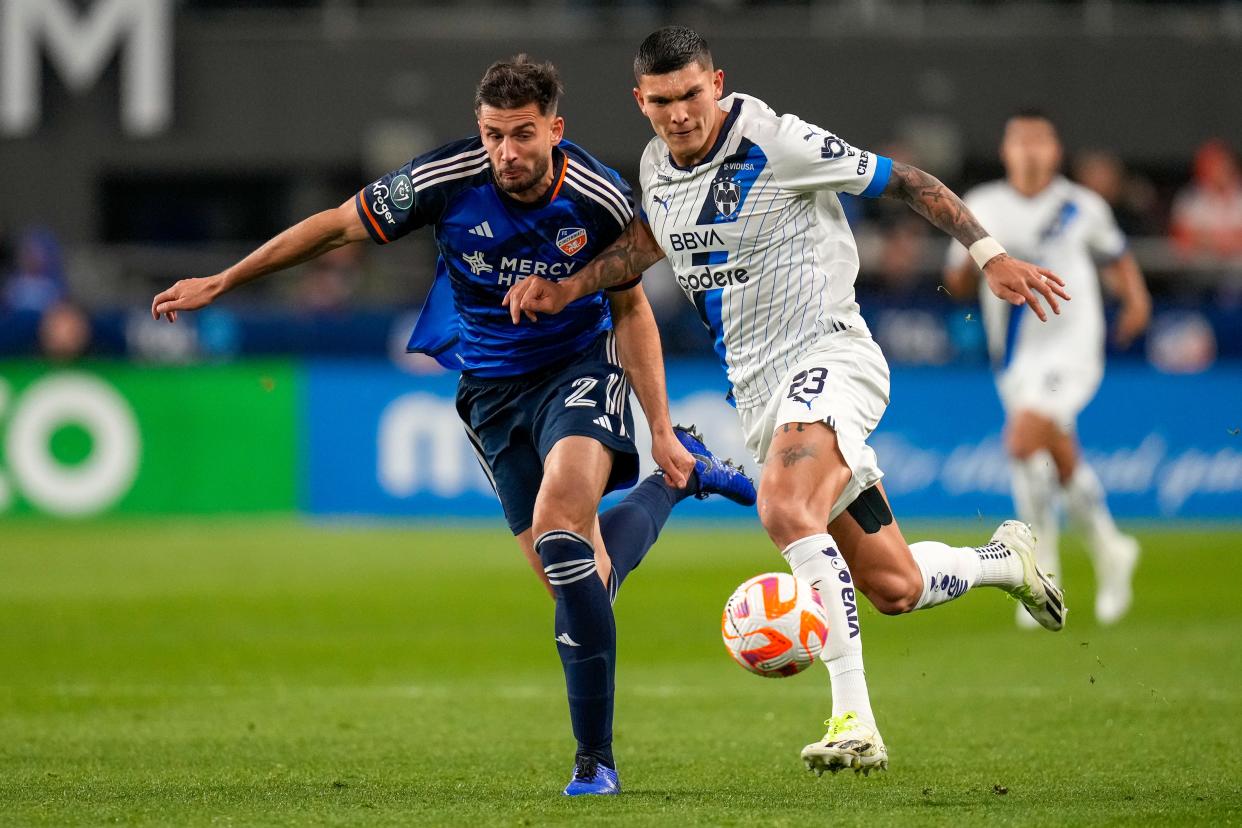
[{"xmin": 455, "ymin": 331, "xmax": 639, "ymax": 535}]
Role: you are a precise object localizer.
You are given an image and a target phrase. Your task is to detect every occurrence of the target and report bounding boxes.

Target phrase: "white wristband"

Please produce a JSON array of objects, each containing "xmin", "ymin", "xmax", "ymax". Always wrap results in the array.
[{"xmin": 968, "ymin": 237, "xmax": 1007, "ymax": 270}]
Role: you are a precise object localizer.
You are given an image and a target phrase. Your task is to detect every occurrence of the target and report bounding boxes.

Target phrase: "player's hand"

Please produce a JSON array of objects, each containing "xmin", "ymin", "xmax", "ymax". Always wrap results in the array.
[
  {"xmin": 982, "ymin": 255, "xmax": 1071, "ymax": 323},
  {"xmin": 502, "ymin": 275, "xmax": 574, "ymax": 324},
  {"xmin": 151, "ymin": 275, "xmax": 225, "ymax": 323},
  {"xmin": 651, "ymin": 427, "xmax": 696, "ymax": 490},
  {"xmin": 1113, "ymin": 299, "xmax": 1151, "ymax": 348}
]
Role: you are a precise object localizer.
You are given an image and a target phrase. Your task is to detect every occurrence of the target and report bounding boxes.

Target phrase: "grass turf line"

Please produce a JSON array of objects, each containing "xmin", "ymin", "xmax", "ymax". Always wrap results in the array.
[{"xmin": 1, "ymin": 522, "xmax": 1240, "ymax": 825}]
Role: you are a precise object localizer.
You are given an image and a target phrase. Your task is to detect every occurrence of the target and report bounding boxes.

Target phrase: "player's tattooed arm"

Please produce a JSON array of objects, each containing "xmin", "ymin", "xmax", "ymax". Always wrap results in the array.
[
  {"xmin": 881, "ymin": 161, "xmax": 987, "ymax": 248},
  {"xmin": 882, "ymin": 161, "xmax": 1072, "ymax": 322},
  {"xmin": 503, "ymin": 218, "xmax": 667, "ymax": 324}
]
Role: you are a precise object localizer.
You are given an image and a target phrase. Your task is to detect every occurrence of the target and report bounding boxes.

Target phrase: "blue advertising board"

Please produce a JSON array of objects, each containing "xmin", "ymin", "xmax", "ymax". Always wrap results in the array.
[{"xmin": 304, "ymin": 359, "xmax": 1242, "ymax": 522}]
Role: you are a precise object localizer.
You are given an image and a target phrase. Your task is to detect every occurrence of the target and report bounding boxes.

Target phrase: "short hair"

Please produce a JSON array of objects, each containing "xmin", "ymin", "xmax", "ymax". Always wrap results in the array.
[
  {"xmin": 1007, "ymin": 107, "xmax": 1058, "ymax": 131},
  {"xmin": 474, "ymin": 55, "xmax": 563, "ymax": 116},
  {"xmin": 633, "ymin": 26, "xmax": 713, "ymax": 80}
]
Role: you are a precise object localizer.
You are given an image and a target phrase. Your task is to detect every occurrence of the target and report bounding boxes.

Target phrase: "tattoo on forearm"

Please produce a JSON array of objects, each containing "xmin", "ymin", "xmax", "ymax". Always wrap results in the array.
[
  {"xmin": 777, "ymin": 443, "xmax": 816, "ymax": 468},
  {"xmin": 575, "ymin": 221, "xmax": 663, "ymax": 293},
  {"xmin": 883, "ymin": 161, "xmax": 987, "ymax": 247}
]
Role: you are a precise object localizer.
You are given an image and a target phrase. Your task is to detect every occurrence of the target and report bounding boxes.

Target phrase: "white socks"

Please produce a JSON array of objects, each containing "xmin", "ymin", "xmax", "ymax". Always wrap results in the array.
[
  {"xmin": 1012, "ymin": 454, "xmax": 1121, "ymax": 580},
  {"xmin": 1064, "ymin": 462, "xmax": 1120, "ymax": 550},
  {"xmin": 909, "ymin": 539, "xmax": 1025, "ymax": 610},
  {"xmin": 782, "ymin": 533, "xmax": 875, "ymax": 725},
  {"xmin": 1010, "ymin": 453, "xmax": 1062, "ymax": 577}
]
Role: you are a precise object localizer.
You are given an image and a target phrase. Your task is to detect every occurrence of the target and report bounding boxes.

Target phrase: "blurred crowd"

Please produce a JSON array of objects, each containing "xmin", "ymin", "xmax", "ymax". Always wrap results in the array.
[{"xmin": 3, "ymin": 137, "xmax": 1241, "ymax": 369}]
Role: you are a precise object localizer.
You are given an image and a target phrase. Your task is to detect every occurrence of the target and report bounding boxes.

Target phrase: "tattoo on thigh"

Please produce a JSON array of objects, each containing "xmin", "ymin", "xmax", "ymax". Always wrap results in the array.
[
  {"xmin": 778, "ymin": 443, "xmax": 817, "ymax": 468},
  {"xmin": 780, "ymin": 423, "xmax": 806, "ymax": 434}
]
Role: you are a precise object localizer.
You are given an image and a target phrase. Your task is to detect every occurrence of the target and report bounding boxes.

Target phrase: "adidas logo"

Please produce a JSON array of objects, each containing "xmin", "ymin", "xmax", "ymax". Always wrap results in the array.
[
  {"xmin": 555, "ymin": 632, "xmax": 580, "ymax": 647},
  {"xmin": 593, "ymin": 415, "xmax": 613, "ymax": 432},
  {"xmin": 468, "ymin": 220, "xmax": 494, "ymax": 238}
]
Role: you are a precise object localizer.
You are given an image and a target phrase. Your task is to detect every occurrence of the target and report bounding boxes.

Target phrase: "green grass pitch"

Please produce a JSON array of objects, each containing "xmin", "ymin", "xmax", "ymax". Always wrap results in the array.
[{"xmin": 1, "ymin": 520, "xmax": 1240, "ymax": 826}]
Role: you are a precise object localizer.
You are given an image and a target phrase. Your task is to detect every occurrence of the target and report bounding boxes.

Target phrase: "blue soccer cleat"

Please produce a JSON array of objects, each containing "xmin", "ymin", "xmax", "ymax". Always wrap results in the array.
[
  {"xmin": 673, "ymin": 424, "xmax": 757, "ymax": 507},
  {"xmin": 563, "ymin": 755, "xmax": 621, "ymax": 796}
]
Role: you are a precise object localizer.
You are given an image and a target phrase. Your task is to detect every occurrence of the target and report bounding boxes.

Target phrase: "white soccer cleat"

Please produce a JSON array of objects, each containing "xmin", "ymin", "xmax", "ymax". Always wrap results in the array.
[
  {"xmin": 994, "ymin": 520, "xmax": 1067, "ymax": 631},
  {"xmin": 1095, "ymin": 533, "xmax": 1140, "ymax": 625},
  {"xmin": 800, "ymin": 712, "xmax": 888, "ymax": 777},
  {"xmin": 1014, "ymin": 599, "xmax": 1041, "ymax": 629}
]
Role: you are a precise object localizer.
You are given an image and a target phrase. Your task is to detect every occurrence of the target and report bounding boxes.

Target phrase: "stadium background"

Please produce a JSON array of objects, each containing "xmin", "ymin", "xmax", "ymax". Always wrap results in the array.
[
  {"xmin": 2, "ymin": 0, "xmax": 1241, "ymax": 523},
  {"xmin": 2, "ymin": 1, "xmax": 1241, "ymax": 824}
]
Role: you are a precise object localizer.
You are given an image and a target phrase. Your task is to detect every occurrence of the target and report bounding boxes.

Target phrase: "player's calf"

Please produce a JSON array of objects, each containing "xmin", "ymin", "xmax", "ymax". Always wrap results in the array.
[{"xmin": 536, "ymin": 530, "xmax": 619, "ymax": 778}]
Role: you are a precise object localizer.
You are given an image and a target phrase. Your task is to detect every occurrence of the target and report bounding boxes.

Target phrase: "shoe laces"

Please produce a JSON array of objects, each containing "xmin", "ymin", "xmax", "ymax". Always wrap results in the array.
[
  {"xmin": 822, "ymin": 711, "xmax": 858, "ymax": 739},
  {"xmin": 573, "ymin": 755, "xmax": 599, "ymax": 781}
]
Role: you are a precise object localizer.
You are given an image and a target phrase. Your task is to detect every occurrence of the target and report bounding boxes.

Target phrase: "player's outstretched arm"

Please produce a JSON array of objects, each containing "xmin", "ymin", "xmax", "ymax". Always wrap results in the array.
[
  {"xmin": 882, "ymin": 161, "xmax": 1071, "ymax": 322},
  {"xmin": 151, "ymin": 198, "xmax": 370, "ymax": 323},
  {"xmin": 503, "ymin": 217, "xmax": 667, "ymax": 324},
  {"xmin": 608, "ymin": 284, "xmax": 696, "ymax": 489},
  {"xmin": 1102, "ymin": 251, "xmax": 1151, "ymax": 347}
]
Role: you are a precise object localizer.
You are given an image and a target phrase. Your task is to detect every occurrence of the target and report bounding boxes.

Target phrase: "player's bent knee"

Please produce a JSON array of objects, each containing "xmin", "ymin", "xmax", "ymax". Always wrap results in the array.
[
  {"xmin": 1005, "ymin": 429, "xmax": 1041, "ymax": 460},
  {"xmin": 532, "ymin": 495, "xmax": 596, "ymax": 541},
  {"xmin": 758, "ymin": 500, "xmax": 820, "ymax": 549},
  {"xmin": 859, "ymin": 568, "xmax": 923, "ymax": 615},
  {"xmin": 868, "ymin": 587, "xmax": 919, "ymax": 616},
  {"xmin": 534, "ymin": 528, "xmax": 597, "ymax": 587}
]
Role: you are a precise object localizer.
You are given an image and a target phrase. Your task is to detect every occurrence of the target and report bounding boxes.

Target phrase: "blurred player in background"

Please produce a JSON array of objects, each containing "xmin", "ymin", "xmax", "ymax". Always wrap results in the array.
[
  {"xmin": 945, "ymin": 109, "xmax": 1151, "ymax": 627},
  {"xmin": 507, "ymin": 27, "xmax": 1070, "ymax": 777},
  {"xmin": 151, "ymin": 56, "xmax": 756, "ymax": 796}
]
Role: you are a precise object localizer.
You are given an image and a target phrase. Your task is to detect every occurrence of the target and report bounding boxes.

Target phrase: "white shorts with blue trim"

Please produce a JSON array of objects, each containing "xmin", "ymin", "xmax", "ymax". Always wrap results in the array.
[
  {"xmin": 997, "ymin": 358, "xmax": 1103, "ymax": 433},
  {"xmin": 737, "ymin": 330, "xmax": 891, "ymax": 523}
]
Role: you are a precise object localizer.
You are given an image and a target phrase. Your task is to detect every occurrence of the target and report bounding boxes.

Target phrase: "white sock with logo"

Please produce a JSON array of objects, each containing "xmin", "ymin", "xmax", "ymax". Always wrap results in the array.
[
  {"xmin": 909, "ymin": 542, "xmax": 982, "ymax": 609},
  {"xmin": 1011, "ymin": 453, "xmax": 1062, "ymax": 578},
  {"xmin": 781, "ymin": 534, "xmax": 875, "ymax": 725},
  {"xmin": 908, "ymin": 536, "xmax": 1029, "ymax": 611}
]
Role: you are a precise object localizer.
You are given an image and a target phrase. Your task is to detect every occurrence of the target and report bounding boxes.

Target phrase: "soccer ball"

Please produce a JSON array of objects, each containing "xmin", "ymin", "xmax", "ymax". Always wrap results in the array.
[{"xmin": 721, "ymin": 572, "xmax": 829, "ymax": 678}]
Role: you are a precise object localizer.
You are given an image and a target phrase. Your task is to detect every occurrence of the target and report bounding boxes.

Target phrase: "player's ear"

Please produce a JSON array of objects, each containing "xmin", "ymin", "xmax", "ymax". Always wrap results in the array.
[
  {"xmin": 632, "ymin": 86, "xmax": 645, "ymax": 115},
  {"xmin": 712, "ymin": 69, "xmax": 724, "ymax": 100},
  {"xmin": 550, "ymin": 115, "xmax": 564, "ymax": 145}
]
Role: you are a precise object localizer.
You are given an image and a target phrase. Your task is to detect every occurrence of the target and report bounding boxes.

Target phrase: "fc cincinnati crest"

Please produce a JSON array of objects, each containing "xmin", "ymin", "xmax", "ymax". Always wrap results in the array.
[
  {"xmin": 712, "ymin": 178, "xmax": 742, "ymax": 218},
  {"xmin": 556, "ymin": 227, "xmax": 588, "ymax": 256}
]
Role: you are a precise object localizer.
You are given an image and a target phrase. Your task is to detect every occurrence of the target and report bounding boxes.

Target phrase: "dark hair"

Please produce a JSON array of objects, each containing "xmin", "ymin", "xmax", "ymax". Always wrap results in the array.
[
  {"xmin": 1007, "ymin": 107, "xmax": 1058, "ymax": 130},
  {"xmin": 474, "ymin": 55, "xmax": 563, "ymax": 116},
  {"xmin": 633, "ymin": 26, "xmax": 713, "ymax": 80}
]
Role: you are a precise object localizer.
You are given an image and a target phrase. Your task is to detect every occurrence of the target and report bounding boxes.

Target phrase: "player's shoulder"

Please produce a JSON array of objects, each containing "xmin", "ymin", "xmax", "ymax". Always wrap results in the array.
[
  {"xmin": 559, "ymin": 139, "xmax": 627, "ymax": 189},
  {"xmin": 962, "ymin": 179, "xmax": 1012, "ymax": 206},
  {"xmin": 1060, "ymin": 178, "xmax": 1112, "ymax": 214},
  {"xmin": 406, "ymin": 136, "xmax": 490, "ymax": 195},
  {"xmin": 729, "ymin": 92, "xmax": 851, "ymax": 161},
  {"xmin": 638, "ymin": 135, "xmax": 670, "ymax": 185},
  {"xmin": 558, "ymin": 140, "xmax": 635, "ymax": 228},
  {"xmin": 728, "ymin": 92, "xmax": 797, "ymax": 143}
]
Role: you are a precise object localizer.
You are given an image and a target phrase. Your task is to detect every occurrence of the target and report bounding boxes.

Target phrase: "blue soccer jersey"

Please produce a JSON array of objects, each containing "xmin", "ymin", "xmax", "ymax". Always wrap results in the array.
[{"xmin": 354, "ymin": 138, "xmax": 636, "ymax": 377}]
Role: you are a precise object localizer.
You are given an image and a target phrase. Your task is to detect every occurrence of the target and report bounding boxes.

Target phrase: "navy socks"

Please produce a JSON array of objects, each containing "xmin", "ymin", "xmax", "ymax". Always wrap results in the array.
[
  {"xmin": 537, "ymin": 530, "xmax": 616, "ymax": 769},
  {"xmin": 599, "ymin": 472, "xmax": 696, "ymax": 597}
]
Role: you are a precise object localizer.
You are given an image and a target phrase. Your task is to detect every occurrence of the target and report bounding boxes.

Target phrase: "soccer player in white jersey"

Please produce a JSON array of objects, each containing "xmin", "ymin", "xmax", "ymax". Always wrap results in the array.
[
  {"xmin": 505, "ymin": 27, "xmax": 1072, "ymax": 775},
  {"xmin": 945, "ymin": 110, "xmax": 1151, "ymax": 627}
]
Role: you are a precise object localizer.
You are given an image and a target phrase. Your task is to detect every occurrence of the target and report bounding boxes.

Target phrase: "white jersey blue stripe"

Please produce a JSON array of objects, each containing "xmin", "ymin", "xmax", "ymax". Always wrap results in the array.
[{"xmin": 640, "ymin": 92, "xmax": 892, "ymax": 409}]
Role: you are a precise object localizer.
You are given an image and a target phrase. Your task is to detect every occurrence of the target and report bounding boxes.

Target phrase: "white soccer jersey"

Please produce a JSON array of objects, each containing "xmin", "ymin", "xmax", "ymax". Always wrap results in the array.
[
  {"xmin": 946, "ymin": 176, "xmax": 1127, "ymax": 372},
  {"xmin": 639, "ymin": 93, "xmax": 892, "ymax": 409}
]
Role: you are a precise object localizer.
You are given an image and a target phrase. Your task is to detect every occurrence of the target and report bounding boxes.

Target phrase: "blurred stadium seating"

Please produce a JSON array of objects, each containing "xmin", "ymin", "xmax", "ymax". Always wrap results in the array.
[{"xmin": 1, "ymin": 0, "xmax": 1240, "ymax": 521}]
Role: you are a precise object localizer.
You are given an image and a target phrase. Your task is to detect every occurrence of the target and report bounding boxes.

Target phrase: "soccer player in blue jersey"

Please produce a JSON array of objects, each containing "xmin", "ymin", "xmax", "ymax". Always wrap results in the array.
[{"xmin": 151, "ymin": 55, "xmax": 756, "ymax": 796}]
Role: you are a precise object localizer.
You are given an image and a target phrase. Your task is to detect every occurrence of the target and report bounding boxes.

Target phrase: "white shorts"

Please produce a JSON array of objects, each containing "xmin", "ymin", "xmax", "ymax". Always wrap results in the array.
[
  {"xmin": 737, "ymin": 331, "xmax": 891, "ymax": 523},
  {"xmin": 997, "ymin": 359, "xmax": 1102, "ymax": 432}
]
